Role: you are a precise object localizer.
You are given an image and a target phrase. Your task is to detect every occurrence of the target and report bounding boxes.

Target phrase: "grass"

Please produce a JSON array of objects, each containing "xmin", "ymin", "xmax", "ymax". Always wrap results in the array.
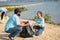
[
  {"xmin": 6, "ymin": 7, "xmax": 28, "ymax": 12},
  {"xmin": 0, "ymin": 4, "xmax": 28, "ymax": 11},
  {"xmin": 0, "ymin": 4, "xmax": 19, "ymax": 7},
  {"xmin": 57, "ymin": 23, "xmax": 60, "ymax": 26}
]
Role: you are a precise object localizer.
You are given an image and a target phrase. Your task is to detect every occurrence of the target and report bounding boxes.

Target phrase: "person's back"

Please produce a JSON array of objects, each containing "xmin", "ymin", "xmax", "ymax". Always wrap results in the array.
[
  {"xmin": 0, "ymin": 12, "xmax": 9, "ymax": 24},
  {"xmin": 5, "ymin": 14, "xmax": 19, "ymax": 31},
  {"xmin": 4, "ymin": 8, "xmax": 22, "ymax": 40}
]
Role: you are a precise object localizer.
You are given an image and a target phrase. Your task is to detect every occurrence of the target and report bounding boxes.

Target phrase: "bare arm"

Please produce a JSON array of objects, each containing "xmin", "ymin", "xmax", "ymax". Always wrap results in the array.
[
  {"xmin": 37, "ymin": 24, "xmax": 42, "ymax": 26},
  {"xmin": 17, "ymin": 22, "xmax": 30, "ymax": 27},
  {"xmin": 31, "ymin": 22, "xmax": 42, "ymax": 26}
]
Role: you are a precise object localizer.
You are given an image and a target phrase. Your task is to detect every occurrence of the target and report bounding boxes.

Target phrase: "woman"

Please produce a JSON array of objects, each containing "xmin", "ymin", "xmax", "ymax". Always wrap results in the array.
[
  {"xmin": 0, "ymin": 12, "xmax": 9, "ymax": 23},
  {"xmin": 1, "ymin": 12, "xmax": 5, "ymax": 20},
  {"xmin": 33, "ymin": 11, "xmax": 45, "ymax": 36}
]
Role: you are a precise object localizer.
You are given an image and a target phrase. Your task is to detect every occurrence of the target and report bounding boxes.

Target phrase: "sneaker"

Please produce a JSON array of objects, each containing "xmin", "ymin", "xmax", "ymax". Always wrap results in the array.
[
  {"xmin": 33, "ymin": 35, "xmax": 36, "ymax": 37},
  {"xmin": 8, "ymin": 35, "xmax": 14, "ymax": 40}
]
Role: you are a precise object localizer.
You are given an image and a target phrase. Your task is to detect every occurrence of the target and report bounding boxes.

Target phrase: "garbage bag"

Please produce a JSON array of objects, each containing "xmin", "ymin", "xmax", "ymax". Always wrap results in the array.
[{"xmin": 19, "ymin": 26, "xmax": 34, "ymax": 38}]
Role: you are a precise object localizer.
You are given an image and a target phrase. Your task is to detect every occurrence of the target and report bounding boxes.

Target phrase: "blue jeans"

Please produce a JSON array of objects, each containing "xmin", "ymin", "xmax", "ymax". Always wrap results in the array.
[
  {"xmin": 33, "ymin": 26, "xmax": 44, "ymax": 36},
  {"xmin": 6, "ymin": 27, "xmax": 22, "ymax": 37}
]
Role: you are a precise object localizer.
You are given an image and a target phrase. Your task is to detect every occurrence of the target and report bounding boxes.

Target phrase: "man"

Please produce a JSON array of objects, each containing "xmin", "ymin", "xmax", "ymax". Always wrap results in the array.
[{"xmin": 5, "ymin": 8, "xmax": 29, "ymax": 40}]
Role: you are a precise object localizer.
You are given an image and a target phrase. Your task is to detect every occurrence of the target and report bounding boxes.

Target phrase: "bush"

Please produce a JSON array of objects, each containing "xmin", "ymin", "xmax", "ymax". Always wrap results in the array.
[
  {"xmin": 57, "ymin": 23, "xmax": 60, "ymax": 26},
  {"xmin": 34, "ymin": 16, "xmax": 37, "ymax": 20},
  {"xmin": 44, "ymin": 14, "xmax": 51, "ymax": 22},
  {"xmin": 7, "ymin": 7, "xmax": 28, "ymax": 12},
  {"xmin": 48, "ymin": 21, "xmax": 55, "ymax": 25}
]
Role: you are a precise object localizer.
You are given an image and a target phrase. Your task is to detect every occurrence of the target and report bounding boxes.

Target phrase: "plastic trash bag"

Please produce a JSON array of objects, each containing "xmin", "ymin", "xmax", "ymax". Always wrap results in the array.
[{"xmin": 19, "ymin": 26, "xmax": 34, "ymax": 38}]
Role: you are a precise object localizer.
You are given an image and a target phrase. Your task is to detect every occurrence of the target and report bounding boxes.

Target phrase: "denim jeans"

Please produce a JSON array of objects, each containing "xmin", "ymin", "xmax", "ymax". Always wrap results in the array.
[
  {"xmin": 26, "ymin": 26, "xmax": 34, "ymax": 35},
  {"xmin": 33, "ymin": 26, "xmax": 44, "ymax": 36},
  {"xmin": 6, "ymin": 26, "xmax": 22, "ymax": 38}
]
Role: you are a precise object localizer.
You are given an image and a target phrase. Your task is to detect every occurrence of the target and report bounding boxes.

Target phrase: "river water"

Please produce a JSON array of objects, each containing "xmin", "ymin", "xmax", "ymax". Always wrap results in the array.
[{"xmin": 7, "ymin": 1, "xmax": 60, "ymax": 23}]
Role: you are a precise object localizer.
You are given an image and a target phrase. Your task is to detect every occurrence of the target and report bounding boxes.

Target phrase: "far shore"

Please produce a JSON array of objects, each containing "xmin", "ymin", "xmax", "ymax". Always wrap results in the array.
[{"xmin": 0, "ymin": 2, "xmax": 44, "ymax": 8}]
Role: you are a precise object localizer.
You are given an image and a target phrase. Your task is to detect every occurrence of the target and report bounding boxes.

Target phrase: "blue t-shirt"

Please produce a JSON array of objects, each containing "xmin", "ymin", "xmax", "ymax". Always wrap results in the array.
[
  {"xmin": 5, "ymin": 14, "xmax": 20, "ymax": 31},
  {"xmin": 35, "ymin": 17, "xmax": 45, "ymax": 27}
]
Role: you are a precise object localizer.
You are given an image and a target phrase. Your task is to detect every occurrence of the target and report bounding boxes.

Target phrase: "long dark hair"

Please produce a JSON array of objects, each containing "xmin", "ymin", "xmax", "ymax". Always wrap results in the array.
[
  {"xmin": 37, "ymin": 11, "xmax": 43, "ymax": 17},
  {"xmin": 1, "ymin": 12, "xmax": 5, "ymax": 20}
]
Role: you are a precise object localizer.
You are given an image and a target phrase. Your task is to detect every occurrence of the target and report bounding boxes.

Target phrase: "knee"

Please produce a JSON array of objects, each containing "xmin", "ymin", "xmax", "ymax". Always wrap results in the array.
[
  {"xmin": 33, "ymin": 26, "xmax": 37, "ymax": 29},
  {"xmin": 17, "ymin": 29, "xmax": 22, "ymax": 32}
]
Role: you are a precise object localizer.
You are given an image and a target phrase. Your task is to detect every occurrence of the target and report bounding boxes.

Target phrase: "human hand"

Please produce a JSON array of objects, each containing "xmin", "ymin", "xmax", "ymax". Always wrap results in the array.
[{"xmin": 25, "ymin": 23, "xmax": 30, "ymax": 26}]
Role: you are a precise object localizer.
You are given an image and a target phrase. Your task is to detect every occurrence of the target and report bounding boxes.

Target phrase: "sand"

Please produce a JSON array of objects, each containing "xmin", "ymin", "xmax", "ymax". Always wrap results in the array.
[{"xmin": 0, "ymin": 19, "xmax": 60, "ymax": 40}]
